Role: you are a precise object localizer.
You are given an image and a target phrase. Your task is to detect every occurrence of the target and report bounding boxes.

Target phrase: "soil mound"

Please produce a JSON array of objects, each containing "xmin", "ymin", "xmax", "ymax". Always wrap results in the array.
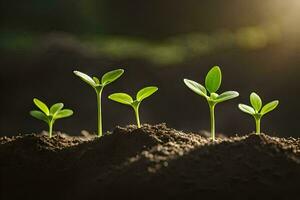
[{"xmin": 1, "ymin": 124, "xmax": 299, "ymax": 200}]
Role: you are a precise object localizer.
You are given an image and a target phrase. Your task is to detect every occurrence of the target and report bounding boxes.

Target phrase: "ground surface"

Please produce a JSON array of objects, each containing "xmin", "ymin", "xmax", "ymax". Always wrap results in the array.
[{"xmin": 1, "ymin": 124, "xmax": 300, "ymax": 200}]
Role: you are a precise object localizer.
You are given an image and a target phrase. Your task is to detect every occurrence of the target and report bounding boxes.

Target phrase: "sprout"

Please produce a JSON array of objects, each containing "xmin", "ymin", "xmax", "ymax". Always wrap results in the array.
[
  {"xmin": 108, "ymin": 86, "xmax": 158, "ymax": 128},
  {"xmin": 74, "ymin": 69, "xmax": 124, "ymax": 137},
  {"xmin": 30, "ymin": 98, "xmax": 73, "ymax": 138},
  {"xmin": 184, "ymin": 66, "xmax": 239, "ymax": 141},
  {"xmin": 239, "ymin": 92, "xmax": 279, "ymax": 134}
]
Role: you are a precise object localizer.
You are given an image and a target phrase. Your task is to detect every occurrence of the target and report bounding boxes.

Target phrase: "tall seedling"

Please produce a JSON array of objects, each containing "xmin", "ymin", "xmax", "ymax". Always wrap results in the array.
[
  {"xmin": 74, "ymin": 69, "xmax": 124, "ymax": 137},
  {"xmin": 184, "ymin": 66, "xmax": 239, "ymax": 141}
]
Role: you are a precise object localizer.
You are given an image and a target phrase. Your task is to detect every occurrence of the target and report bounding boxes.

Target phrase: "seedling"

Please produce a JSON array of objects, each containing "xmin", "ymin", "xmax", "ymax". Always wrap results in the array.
[
  {"xmin": 73, "ymin": 69, "xmax": 124, "ymax": 137},
  {"xmin": 238, "ymin": 92, "xmax": 279, "ymax": 134},
  {"xmin": 30, "ymin": 98, "xmax": 73, "ymax": 138},
  {"xmin": 108, "ymin": 86, "xmax": 158, "ymax": 128},
  {"xmin": 184, "ymin": 66, "xmax": 239, "ymax": 141}
]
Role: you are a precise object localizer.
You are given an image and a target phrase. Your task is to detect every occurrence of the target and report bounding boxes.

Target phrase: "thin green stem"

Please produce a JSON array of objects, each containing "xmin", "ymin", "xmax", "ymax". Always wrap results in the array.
[
  {"xmin": 134, "ymin": 107, "xmax": 141, "ymax": 128},
  {"xmin": 255, "ymin": 117, "xmax": 261, "ymax": 135},
  {"xmin": 96, "ymin": 88, "xmax": 103, "ymax": 137},
  {"xmin": 209, "ymin": 104, "xmax": 216, "ymax": 141},
  {"xmin": 49, "ymin": 121, "xmax": 53, "ymax": 138}
]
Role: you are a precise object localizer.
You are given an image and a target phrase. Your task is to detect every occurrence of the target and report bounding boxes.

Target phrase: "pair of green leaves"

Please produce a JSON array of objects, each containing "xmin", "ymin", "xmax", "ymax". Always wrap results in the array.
[
  {"xmin": 108, "ymin": 86, "xmax": 158, "ymax": 128},
  {"xmin": 239, "ymin": 92, "xmax": 279, "ymax": 117},
  {"xmin": 30, "ymin": 98, "xmax": 73, "ymax": 137},
  {"xmin": 108, "ymin": 86, "xmax": 158, "ymax": 106},
  {"xmin": 184, "ymin": 66, "xmax": 239, "ymax": 104},
  {"xmin": 73, "ymin": 69, "xmax": 124, "ymax": 90}
]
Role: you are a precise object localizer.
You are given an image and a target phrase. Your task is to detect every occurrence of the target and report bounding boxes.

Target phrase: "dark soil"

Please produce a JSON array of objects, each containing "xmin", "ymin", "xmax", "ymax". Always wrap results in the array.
[{"xmin": 1, "ymin": 124, "xmax": 300, "ymax": 200}]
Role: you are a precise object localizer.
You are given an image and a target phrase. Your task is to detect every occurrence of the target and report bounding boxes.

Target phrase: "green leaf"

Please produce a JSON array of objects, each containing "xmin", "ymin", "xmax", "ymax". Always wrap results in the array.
[
  {"xmin": 73, "ymin": 71, "xmax": 96, "ymax": 87},
  {"xmin": 215, "ymin": 91, "xmax": 239, "ymax": 103},
  {"xmin": 210, "ymin": 93, "xmax": 219, "ymax": 100},
  {"xmin": 54, "ymin": 109, "xmax": 73, "ymax": 119},
  {"xmin": 238, "ymin": 104, "xmax": 255, "ymax": 115},
  {"xmin": 30, "ymin": 110, "xmax": 48, "ymax": 123},
  {"xmin": 101, "ymin": 69, "xmax": 124, "ymax": 85},
  {"xmin": 33, "ymin": 98, "xmax": 49, "ymax": 115},
  {"xmin": 250, "ymin": 92, "xmax": 262, "ymax": 112},
  {"xmin": 261, "ymin": 100, "xmax": 279, "ymax": 115},
  {"xmin": 136, "ymin": 86, "xmax": 158, "ymax": 101},
  {"xmin": 93, "ymin": 77, "xmax": 100, "ymax": 85},
  {"xmin": 205, "ymin": 66, "xmax": 222, "ymax": 94},
  {"xmin": 50, "ymin": 103, "xmax": 64, "ymax": 115},
  {"xmin": 108, "ymin": 93, "xmax": 134, "ymax": 105},
  {"xmin": 183, "ymin": 79, "xmax": 207, "ymax": 98}
]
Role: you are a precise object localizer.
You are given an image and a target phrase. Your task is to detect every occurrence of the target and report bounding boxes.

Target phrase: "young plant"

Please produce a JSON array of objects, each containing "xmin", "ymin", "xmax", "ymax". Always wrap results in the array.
[
  {"xmin": 238, "ymin": 92, "xmax": 279, "ymax": 135},
  {"xmin": 108, "ymin": 86, "xmax": 158, "ymax": 128},
  {"xmin": 184, "ymin": 66, "xmax": 239, "ymax": 141},
  {"xmin": 73, "ymin": 69, "xmax": 124, "ymax": 137},
  {"xmin": 30, "ymin": 98, "xmax": 73, "ymax": 138}
]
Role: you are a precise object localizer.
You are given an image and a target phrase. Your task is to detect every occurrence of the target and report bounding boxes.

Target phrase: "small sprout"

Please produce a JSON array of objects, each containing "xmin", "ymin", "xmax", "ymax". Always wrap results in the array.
[
  {"xmin": 73, "ymin": 69, "xmax": 124, "ymax": 137},
  {"xmin": 238, "ymin": 92, "xmax": 279, "ymax": 135},
  {"xmin": 184, "ymin": 66, "xmax": 239, "ymax": 141},
  {"xmin": 30, "ymin": 98, "xmax": 73, "ymax": 138},
  {"xmin": 108, "ymin": 86, "xmax": 158, "ymax": 128}
]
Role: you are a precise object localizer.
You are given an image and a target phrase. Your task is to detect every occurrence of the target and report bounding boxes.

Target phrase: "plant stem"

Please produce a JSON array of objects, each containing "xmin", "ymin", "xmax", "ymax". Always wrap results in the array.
[
  {"xmin": 134, "ymin": 107, "xmax": 141, "ymax": 128},
  {"xmin": 96, "ymin": 88, "xmax": 103, "ymax": 137},
  {"xmin": 49, "ymin": 121, "xmax": 53, "ymax": 138},
  {"xmin": 255, "ymin": 117, "xmax": 261, "ymax": 135},
  {"xmin": 209, "ymin": 104, "xmax": 216, "ymax": 141}
]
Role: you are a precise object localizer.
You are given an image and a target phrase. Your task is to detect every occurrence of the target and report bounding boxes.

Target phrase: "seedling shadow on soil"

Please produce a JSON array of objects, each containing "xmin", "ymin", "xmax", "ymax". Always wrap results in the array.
[{"xmin": 1, "ymin": 124, "xmax": 300, "ymax": 200}]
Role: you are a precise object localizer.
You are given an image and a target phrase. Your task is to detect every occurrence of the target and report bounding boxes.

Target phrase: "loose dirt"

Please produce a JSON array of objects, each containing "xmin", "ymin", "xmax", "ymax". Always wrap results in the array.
[{"xmin": 1, "ymin": 124, "xmax": 300, "ymax": 200}]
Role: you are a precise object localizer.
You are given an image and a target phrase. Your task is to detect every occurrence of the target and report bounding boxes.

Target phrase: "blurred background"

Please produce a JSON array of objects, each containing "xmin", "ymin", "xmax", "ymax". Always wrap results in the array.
[{"xmin": 0, "ymin": 0, "xmax": 299, "ymax": 137}]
